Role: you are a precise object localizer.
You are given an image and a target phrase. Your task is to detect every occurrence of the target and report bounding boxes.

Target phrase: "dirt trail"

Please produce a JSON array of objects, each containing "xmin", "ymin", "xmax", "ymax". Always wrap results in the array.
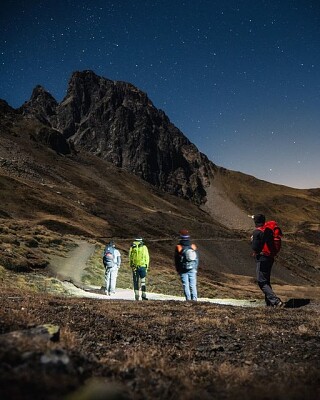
[
  {"xmin": 48, "ymin": 240, "xmax": 264, "ymax": 307},
  {"xmin": 49, "ymin": 240, "xmax": 96, "ymax": 285},
  {"xmin": 61, "ymin": 281, "xmax": 264, "ymax": 307},
  {"xmin": 50, "ymin": 240, "xmax": 320, "ymax": 310},
  {"xmin": 47, "ymin": 240, "xmax": 318, "ymax": 310}
]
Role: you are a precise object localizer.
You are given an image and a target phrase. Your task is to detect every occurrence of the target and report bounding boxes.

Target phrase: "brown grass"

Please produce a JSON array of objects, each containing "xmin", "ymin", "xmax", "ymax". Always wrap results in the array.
[
  {"xmin": 1, "ymin": 100, "xmax": 320, "ymax": 400},
  {"xmin": 1, "ymin": 288, "xmax": 319, "ymax": 400}
]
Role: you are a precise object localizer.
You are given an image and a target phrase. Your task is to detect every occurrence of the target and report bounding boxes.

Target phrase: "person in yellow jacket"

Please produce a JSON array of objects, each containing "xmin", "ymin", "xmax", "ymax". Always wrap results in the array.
[{"xmin": 129, "ymin": 236, "xmax": 150, "ymax": 300}]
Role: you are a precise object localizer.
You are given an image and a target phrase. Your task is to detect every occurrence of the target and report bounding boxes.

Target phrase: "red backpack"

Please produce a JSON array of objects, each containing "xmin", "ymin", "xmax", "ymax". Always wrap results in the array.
[{"xmin": 257, "ymin": 221, "xmax": 282, "ymax": 257}]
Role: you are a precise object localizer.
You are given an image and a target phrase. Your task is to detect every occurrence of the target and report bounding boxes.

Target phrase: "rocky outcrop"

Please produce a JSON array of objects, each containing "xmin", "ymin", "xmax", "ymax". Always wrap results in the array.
[
  {"xmin": 0, "ymin": 95, "xmax": 70, "ymax": 156},
  {"xmin": 20, "ymin": 70, "xmax": 217, "ymax": 204},
  {"xmin": 0, "ymin": 99, "xmax": 16, "ymax": 115},
  {"xmin": 20, "ymin": 85, "xmax": 58, "ymax": 125},
  {"xmin": 32, "ymin": 126, "xmax": 71, "ymax": 155}
]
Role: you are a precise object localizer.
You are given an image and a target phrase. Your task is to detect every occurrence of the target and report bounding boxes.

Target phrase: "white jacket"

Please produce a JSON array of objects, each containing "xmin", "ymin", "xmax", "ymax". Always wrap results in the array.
[{"xmin": 113, "ymin": 248, "xmax": 121, "ymax": 268}]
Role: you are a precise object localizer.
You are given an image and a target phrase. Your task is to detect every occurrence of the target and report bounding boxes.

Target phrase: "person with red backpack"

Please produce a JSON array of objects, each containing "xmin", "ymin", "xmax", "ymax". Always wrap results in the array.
[
  {"xmin": 251, "ymin": 214, "xmax": 284, "ymax": 308},
  {"xmin": 174, "ymin": 229, "xmax": 199, "ymax": 301}
]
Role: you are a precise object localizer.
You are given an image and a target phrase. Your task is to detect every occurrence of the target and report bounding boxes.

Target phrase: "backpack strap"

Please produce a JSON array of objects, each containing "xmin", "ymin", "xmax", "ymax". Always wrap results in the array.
[
  {"xmin": 176, "ymin": 244, "xmax": 183, "ymax": 253},
  {"xmin": 177, "ymin": 244, "xmax": 196, "ymax": 251}
]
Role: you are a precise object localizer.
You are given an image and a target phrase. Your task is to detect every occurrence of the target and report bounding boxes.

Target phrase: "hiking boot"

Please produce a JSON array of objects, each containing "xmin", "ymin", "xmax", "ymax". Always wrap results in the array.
[
  {"xmin": 274, "ymin": 300, "xmax": 285, "ymax": 308},
  {"xmin": 142, "ymin": 297, "xmax": 148, "ymax": 301}
]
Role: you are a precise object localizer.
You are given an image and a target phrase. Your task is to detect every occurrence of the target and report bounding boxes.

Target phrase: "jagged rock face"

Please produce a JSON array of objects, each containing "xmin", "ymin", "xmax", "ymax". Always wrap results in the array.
[
  {"xmin": 0, "ymin": 99, "xmax": 16, "ymax": 115},
  {"xmin": 20, "ymin": 85, "xmax": 58, "ymax": 126},
  {"xmin": 32, "ymin": 127, "xmax": 71, "ymax": 155},
  {"xmin": 20, "ymin": 70, "xmax": 216, "ymax": 204},
  {"xmin": 1, "ymin": 97, "xmax": 70, "ymax": 156}
]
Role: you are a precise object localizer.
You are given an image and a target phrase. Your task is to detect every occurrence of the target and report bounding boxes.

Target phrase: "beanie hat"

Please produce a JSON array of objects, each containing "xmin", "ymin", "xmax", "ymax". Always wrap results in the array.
[
  {"xmin": 179, "ymin": 229, "xmax": 190, "ymax": 239},
  {"xmin": 135, "ymin": 236, "xmax": 143, "ymax": 242},
  {"xmin": 253, "ymin": 214, "xmax": 266, "ymax": 225}
]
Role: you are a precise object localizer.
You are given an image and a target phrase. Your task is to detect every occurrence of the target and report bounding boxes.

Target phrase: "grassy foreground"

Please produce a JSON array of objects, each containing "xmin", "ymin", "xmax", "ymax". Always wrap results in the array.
[{"xmin": 0, "ymin": 265, "xmax": 320, "ymax": 400}]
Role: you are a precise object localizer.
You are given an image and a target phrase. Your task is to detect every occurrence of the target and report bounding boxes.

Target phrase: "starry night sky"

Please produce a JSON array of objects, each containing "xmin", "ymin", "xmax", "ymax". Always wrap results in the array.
[{"xmin": 1, "ymin": 1, "xmax": 320, "ymax": 189}]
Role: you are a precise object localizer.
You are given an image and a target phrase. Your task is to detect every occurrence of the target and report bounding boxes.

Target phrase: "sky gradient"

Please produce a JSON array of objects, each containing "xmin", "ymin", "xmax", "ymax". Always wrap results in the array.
[{"xmin": 1, "ymin": 0, "xmax": 319, "ymax": 189}]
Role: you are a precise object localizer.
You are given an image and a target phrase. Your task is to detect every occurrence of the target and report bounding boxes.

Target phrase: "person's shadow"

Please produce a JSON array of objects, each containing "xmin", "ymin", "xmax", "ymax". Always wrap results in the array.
[{"xmin": 284, "ymin": 299, "xmax": 310, "ymax": 308}]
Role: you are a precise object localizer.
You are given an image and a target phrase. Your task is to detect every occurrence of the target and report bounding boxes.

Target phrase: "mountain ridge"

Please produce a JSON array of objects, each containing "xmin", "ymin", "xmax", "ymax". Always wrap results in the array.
[
  {"xmin": 0, "ymin": 70, "xmax": 319, "ymax": 286},
  {"xmin": 19, "ymin": 70, "xmax": 214, "ymax": 205},
  {"xmin": 14, "ymin": 69, "xmax": 320, "ymax": 232}
]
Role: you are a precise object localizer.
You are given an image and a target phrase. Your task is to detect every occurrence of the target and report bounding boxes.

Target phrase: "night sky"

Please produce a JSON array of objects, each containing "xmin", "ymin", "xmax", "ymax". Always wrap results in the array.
[{"xmin": 1, "ymin": 1, "xmax": 319, "ymax": 189}]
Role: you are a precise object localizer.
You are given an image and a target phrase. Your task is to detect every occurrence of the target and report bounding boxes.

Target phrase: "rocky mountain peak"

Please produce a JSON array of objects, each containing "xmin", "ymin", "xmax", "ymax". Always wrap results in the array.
[
  {"xmin": 0, "ymin": 99, "xmax": 16, "ymax": 115},
  {"xmin": 29, "ymin": 85, "xmax": 57, "ymax": 110},
  {"xmin": 20, "ymin": 85, "xmax": 58, "ymax": 125},
  {"xmin": 16, "ymin": 71, "xmax": 216, "ymax": 204},
  {"xmin": 62, "ymin": 70, "xmax": 154, "ymax": 115}
]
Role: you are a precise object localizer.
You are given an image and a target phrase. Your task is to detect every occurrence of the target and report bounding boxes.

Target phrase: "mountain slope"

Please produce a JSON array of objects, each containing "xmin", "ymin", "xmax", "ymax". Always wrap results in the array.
[
  {"xmin": 0, "ymin": 71, "xmax": 319, "ymax": 290},
  {"xmin": 1, "ymin": 102, "xmax": 320, "ymax": 290},
  {"xmin": 1, "ymin": 72, "xmax": 320, "ymax": 400},
  {"xmin": 20, "ymin": 70, "xmax": 214, "ymax": 205},
  {"xmin": 18, "ymin": 70, "xmax": 320, "ymax": 233}
]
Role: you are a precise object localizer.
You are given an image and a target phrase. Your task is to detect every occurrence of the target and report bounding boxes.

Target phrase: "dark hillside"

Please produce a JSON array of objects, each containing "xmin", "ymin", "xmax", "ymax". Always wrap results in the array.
[
  {"xmin": 0, "ymin": 73, "xmax": 320, "ymax": 400},
  {"xmin": 1, "ymin": 74, "xmax": 320, "ymax": 287},
  {"xmin": 0, "ymin": 119, "xmax": 319, "ymax": 291}
]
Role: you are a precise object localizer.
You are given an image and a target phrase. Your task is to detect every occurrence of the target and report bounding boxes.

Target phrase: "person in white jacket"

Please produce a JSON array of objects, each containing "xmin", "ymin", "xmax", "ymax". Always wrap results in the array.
[{"xmin": 103, "ymin": 241, "xmax": 121, "ymax": 296}]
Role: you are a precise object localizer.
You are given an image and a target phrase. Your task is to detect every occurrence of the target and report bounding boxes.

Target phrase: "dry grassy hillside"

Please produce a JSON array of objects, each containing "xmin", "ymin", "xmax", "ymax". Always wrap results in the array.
[
  {"xmin": 212, "ymin": 167, "xmax": 320, "ymax": 232},
  {"xmin": 1, "ymin": 106, "xmax": 320, "ymax": 400},
  {"xmin": 1, "ymin": 118, "xmax": 320, "ymax": 289}
]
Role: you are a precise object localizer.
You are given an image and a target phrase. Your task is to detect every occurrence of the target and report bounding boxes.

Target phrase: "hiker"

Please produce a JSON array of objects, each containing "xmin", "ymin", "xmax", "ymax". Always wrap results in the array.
[
  {"xmin": 103, "ymin": 241, "xmax": 121, "ymax": 296},
  {"xmin": 129, "ymin": 237, "xmax": 150, "ymax": 300},
  {"xmin": 174, "ymin": 229, "xmax": 199, "ymax": 301},
  {"xmin": 251, "ymin": 214, "xmax": 284, "ymax": 307}
]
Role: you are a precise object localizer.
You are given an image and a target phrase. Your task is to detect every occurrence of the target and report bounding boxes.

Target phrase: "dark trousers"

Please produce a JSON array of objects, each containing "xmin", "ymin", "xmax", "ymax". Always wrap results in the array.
[{"xmin": 256, "ymin": 256, "xmax": 280, "ymax": 306}]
